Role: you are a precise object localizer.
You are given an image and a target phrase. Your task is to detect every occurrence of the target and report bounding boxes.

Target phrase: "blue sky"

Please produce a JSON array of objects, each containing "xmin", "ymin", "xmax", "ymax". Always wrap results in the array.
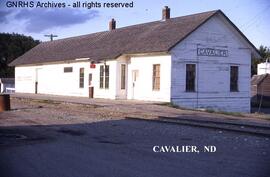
[{"xmin": 0, "ymin": 0, "xmax": 269, "ymax": 47}]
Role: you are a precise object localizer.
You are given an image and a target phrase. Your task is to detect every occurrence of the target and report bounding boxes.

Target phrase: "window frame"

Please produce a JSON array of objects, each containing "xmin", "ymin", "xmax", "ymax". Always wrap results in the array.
[
  {"xmin": 99, "ymin": 64, "xmax": 110, "ymax": 89},
  {"xmin": 230, "ymin": 66, "xmax": 239, "ymax": 92},
  {"xmin": 64, "ymin": 67, "xmax": 73, "ymax": 73},
  {"xmin": 185, "ymin": 64, "xmax": 196, "ymax": 92},
  {"xmin": 105, "ymin": 65, "xmax": 110, "ymax": 89},
  {"xmin": 152, "ymin": 64, "xmax": 160, "ymax": 91},
  {"xmin": 79, "ymin": 68, "xmax": 84, "ymax": 88},
  {"xmin": 100, "ymin": 65, "xmax": 104, "ymax": 89}
]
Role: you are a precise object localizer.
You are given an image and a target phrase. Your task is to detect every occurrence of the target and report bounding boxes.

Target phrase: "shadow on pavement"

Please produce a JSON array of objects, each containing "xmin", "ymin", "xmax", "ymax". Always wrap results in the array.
[{"xmin": 0, "ymin": 119, "xmax": 270, "ymax": 177}]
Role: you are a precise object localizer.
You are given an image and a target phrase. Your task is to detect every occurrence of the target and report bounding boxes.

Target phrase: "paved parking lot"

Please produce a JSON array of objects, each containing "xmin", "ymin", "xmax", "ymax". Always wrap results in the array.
[
  {"xmin": 0, "ymin": 96, "xmax": 270, "ymax": 177},
  {"xmin": 1, "ymin": 118, "xmax": 270, "ymax": 177}
]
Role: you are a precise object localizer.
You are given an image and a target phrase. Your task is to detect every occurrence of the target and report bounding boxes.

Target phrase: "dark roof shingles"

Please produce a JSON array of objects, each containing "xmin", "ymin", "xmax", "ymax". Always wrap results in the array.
[{"xmin": 10, "ymin": 10, "xmax": 218, "ymax": 66}]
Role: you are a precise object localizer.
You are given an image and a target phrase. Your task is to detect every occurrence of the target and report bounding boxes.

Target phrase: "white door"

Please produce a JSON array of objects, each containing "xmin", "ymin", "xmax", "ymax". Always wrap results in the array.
[{"xmin": 132, "ymin": 70, "xmax": 139, "ymax": 99}]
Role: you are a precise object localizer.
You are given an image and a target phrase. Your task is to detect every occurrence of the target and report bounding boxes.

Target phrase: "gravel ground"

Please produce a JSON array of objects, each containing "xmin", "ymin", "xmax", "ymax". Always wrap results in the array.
[{"xmin": 1, "ymin": 97, "xmax": 270, "ymax": 127}]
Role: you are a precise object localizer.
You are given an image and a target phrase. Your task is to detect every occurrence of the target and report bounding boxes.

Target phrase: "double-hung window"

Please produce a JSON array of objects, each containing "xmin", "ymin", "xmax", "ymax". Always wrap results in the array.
[
  {"xmin": 186, "ymin": 64, "xmax": 196, "ymax": 92},
  {"xmin": 230, "ymin": 66, "xmax": 239, "ymax": 92},
  {"xmin": 100, "ymin": 65, "xmax": 109, "ymax": 89},
  {"xmin": 79, "ymin": 68, "xmax": 84, "ymax": 88},
  {"xmin": 153, "ymin": 64, "xmax": 160, "ymax": 90}
]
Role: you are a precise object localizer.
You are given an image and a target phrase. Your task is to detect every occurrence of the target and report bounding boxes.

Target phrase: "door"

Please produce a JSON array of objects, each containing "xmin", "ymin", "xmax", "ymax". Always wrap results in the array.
[
  {"xmin": 35, "ymin": 68, "xmax": 41, "ymax": 94},
  {"xmin": 88, "ymin": 73, "xmax": 94, "ymax": 98},
  {"xmin": 132, "ymin": 70, "xmax": 139, "ymax": 99}
]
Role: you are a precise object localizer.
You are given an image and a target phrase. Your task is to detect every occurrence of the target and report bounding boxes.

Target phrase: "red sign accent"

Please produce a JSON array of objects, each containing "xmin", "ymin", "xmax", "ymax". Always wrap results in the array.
[{"xmin": 90, "ymin": 64, "xmax": 96, "ymax": 68}]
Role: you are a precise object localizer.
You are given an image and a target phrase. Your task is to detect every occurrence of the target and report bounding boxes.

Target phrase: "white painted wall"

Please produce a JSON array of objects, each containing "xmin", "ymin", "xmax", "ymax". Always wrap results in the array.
[
  {"xmin": 15, "ymin": 60, "xmax": 117, "ymax": 99},
  {"xmin": 257, "ymin": 62, "xmax": 270, "ymax": 75},
  {"xmin": 15, "ymin": 56, "xmax": 171, "ymax": 101},
  {"xmin": 93, "ymin": 61, "xmax": 117, "ymax": 99},
  {"xmin": 170, "ymin": 14, "xmax": 251, "ymax": 112},
  {"xmin": 15, "ymin": 66, "xmax": 36, "ymax": 94},
  {"xmin": 127, "ymin": 55, "xmax": 171, "ymax": 102},
  {"xmin": 16, "ymin": 62, "xmax": 91, "ymax": 96}
]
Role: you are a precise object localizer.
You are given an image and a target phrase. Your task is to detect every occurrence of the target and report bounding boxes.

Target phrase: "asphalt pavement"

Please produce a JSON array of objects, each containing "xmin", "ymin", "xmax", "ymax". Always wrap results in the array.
[{"xmin": 0, "ymin": 119, "xmax": 269, "ymax": 177}]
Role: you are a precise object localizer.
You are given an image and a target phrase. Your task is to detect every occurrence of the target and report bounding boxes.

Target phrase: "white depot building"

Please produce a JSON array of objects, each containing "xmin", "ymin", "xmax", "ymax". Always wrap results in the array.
[{"xmin": 10, "ymin": 7, "xmax": 260, "ymax": 112}]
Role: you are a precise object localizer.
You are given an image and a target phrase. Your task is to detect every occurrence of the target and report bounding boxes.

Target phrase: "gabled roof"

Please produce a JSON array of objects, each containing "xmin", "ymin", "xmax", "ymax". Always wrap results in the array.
[
  {"xmin": 9, "ymin": 10, "xmax": 260, "ymax": 66},
  {"xmin": 251, "ymin": 74, "xmax": 269, "ymax": 85}
]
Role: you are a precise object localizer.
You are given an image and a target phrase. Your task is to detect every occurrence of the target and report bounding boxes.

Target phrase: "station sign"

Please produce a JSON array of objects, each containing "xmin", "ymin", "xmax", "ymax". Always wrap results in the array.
[{"xmin": 197, "ymin": 48, "xmax": 228, "ymax": 57}]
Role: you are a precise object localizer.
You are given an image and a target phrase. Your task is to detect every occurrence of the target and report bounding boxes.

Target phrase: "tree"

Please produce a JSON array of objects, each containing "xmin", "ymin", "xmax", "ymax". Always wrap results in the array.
[
  {"xmin": 251, "ymin": 45, "xmax": 270, "ymax": 76},
  {"xmin": 0, "ymin": 33, "xmax": 40, "ymax": 77},
  {"xmin": 258, "ymin": 45, "xmax": 270, "ymax": 60}
]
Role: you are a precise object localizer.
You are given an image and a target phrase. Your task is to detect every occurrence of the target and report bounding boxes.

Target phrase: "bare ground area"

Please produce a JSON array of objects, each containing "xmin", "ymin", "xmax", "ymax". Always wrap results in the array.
[{"xmin": 1, "ymin": 97, "xmax": 270, "ymax": 127}]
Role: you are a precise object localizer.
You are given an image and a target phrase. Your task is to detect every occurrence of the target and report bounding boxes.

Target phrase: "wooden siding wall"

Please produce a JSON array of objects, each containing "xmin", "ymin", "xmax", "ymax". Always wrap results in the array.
[{"xmin": 170, "ymin": 14, "xmax": 251, "ymax": 112}]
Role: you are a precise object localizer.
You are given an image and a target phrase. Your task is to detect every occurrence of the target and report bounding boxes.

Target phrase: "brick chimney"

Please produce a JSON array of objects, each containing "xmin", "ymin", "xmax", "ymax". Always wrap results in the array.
[
  {"xmin": 109, "ymin": 18, "xmax": 116, "ymax": 31},
  {"xmin": 162, "ymin": 6, "xmax": 170, "ymax": 20}
]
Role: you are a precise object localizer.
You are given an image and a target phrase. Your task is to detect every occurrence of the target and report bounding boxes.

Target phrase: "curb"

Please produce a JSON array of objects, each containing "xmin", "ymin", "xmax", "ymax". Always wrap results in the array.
[
  {"xmin": 160, "ymin": 116, "xmax": 270, "ymax": 130},
  {"xmin": 126, "ymin": 117, "xmax": 270, "ymax": 137}
]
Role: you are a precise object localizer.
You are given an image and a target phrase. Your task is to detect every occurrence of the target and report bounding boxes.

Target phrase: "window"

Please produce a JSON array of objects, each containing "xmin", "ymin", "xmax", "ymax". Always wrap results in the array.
[
  {"xmin": 186, "ymin": 64, "xmax": 196, "ymax": 92},
  {"xmin": 79, "ymin": 68, "xmax": 84, "ymax": 88},
  {"xmin": 230, "ymin": 66, "xmax": 238, "ymax": 92},
  {"xmin": 121, "ymin": 64, "xmax": 126, "ymax": 90},
  {"xmin": 64, "ymin": 67, "xmax": 73, "ymax": 73},
  {"xmin": 100, "ymin": 65, "xmax": 104, "ymax": 88},
  {"xmin": 153, "ymin": 64, "xmax": 160, "ymax": 90},
  {"xmin": 105, "ymin": 65, "xmax": 109, "ymax": 89},
  {"xmin": 100, "ymin": 65, "xmax": 110, "ymax": 89}
]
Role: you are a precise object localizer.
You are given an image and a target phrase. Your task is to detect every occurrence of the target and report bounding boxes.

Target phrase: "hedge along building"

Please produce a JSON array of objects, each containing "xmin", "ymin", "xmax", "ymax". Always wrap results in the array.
[{"xmin": 10, "ymin": 7, "xmax": 260, "ymax": 112}]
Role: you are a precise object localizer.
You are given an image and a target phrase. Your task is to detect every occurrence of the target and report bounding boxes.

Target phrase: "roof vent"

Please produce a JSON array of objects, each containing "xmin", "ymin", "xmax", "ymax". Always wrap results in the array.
[
  {"xmin": 162, "ymin": 6, "xmax": 170, "ymax": 20},
  {"xmin": 109, "ymin": 18, "xmax": 116, "ymax": 31}
]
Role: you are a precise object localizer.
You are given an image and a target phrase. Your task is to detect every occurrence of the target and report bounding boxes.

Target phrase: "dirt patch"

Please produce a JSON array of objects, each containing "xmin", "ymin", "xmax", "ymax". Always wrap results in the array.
[
  {"xmin": 33, "ymin": 99, "xmax": 61, "ymax": 105},
  {"xmin": 2, "ymin": 97, "xmax": 270, "ymax": 128}
]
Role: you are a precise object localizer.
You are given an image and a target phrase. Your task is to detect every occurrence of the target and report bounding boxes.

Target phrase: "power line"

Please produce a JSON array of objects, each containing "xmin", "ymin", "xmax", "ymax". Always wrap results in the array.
[
  {"xmin": 240, "ymin": 4, "xmax": 270, "ymax": 32},
  {"xmin": 44, "ymin": 34, "xmax": 58, "ymax": 41}
]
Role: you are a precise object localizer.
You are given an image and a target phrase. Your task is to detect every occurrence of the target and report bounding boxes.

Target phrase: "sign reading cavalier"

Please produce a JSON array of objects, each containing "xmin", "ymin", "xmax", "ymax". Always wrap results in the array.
[{"xmin": 197, "ymin": 48, "xmax": 228, "ymax": 57}]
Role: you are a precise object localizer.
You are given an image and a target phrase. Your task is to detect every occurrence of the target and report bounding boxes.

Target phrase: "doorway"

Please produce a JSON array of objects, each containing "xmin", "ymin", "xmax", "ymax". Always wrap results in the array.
[
  {"xmin": 88, "ymin": 73, "xmax": 94, "ymax": 98},
  {"xmin": 35, "ymin": 68, "xmax": 41, "ymax": 94}
]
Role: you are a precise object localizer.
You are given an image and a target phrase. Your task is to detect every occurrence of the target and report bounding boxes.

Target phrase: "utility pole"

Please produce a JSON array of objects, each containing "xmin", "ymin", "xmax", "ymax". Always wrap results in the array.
[{"xmin": 44, "ymin": 34, "xmax": 58, "ymax": 41}]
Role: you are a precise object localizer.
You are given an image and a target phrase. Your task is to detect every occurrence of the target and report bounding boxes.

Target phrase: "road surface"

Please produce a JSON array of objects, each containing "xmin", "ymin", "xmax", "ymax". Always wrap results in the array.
[{"xmin": 0, "ymin": 119, "xmax": 269, "ymax": 177}]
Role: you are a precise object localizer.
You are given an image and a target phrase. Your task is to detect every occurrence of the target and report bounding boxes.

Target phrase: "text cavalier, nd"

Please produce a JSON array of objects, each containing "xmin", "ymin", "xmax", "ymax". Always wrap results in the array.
[{"xmin": 153, "ymin": 145, "xmax": 216, "ymax": 153}]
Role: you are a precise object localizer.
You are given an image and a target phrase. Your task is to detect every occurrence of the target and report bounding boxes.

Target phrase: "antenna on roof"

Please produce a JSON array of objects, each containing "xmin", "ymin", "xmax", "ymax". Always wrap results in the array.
[{"xmin": 44, "ymin": 34, "xmax": 58, "ymax": 41}]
